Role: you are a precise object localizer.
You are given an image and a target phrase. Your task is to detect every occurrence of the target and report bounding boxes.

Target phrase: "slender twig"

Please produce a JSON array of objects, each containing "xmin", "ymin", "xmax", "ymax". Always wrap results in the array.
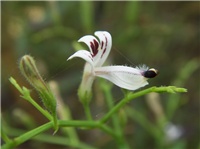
[
  {"xmin": 83, "ymin": 103, "xmax": 93, "ymax": 120},
  {"xmin": 4, "ymin": 82, "xmax": 186, "ymax": 149},
  {"xmin": 2, "ymin": 122, "xmax": 53, "ymax": 149},
  {"xmin": 9, "ymin": 77, "xmax": 52, "ymax": 121},
  {"xmin": 2, "ymin": 120, "xmax": 116, "ymax": 149},
  {"xmin": 100, "ymin": 86, "xmax": 187, "ymax": 124},
  {"xmin": 101, "ymin": 81, "xmax": 130, "ymax": 149},
  {"xmin": 4, "ymin": 127, "xmax": 96, "ymax": 149},
  {"xmin": 26, "ymin": 95, "xmax": 52, "ymax": 121}
]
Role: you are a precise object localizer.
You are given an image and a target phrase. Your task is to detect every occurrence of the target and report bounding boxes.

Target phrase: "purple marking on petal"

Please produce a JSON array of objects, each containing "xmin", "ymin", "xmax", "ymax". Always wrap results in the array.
[
  {"xmin": 93, "ymin": 39, "xmax": 99, "ymax": 50},
  {"xmin": 101, "ymin": 35, "xmax": 108, "ymax": 58},
  {"xmin": 90, "ymin": 39, "xmax": 99, "ymax": 57},
  {"xmin": 105, "ymin": 35, "xmax": 108, "ymax": 47},
  {"xmin": 101, "ymin": 41, "xmax": 104, "ymax": 49},
  {"xmin": 101, "ymin": 48, "xmax": 106, "ymax": 58},
  {"xmin": 90, "ymin": 42, "xmax": 95, "ymax": 53}
]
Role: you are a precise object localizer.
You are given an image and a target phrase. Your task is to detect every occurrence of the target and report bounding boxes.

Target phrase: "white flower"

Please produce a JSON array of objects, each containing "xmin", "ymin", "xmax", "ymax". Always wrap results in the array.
[
  {"xmin": 67, "ymin": 31, "xmax": 158, "ymax": 96},
  {"xmin": 164, "ymin": 122, "xmax": 183, "ymax": 142}
]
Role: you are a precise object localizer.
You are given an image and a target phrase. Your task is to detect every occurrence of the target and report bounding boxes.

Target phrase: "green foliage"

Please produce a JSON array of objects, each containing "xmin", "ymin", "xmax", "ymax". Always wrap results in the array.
[
  {"xmin": 2, "ymin": 74, "xmax": 186, "ymax": 149},
  {"xmin": 1, "ymin": 1, "xmax": 199, "ymax": 149},
  {"xmin": 18, "ymin": 55, "xmax": 58, "ymax": 131}
]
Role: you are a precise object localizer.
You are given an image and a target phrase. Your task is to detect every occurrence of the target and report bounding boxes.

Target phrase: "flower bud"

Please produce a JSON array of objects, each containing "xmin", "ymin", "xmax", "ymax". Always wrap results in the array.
[
  {"xmin": 19, "ymin": 55, "xmax": 58, "ymax": 130},
  {"xmin": 20, "ymin": 55, "xmax": 47, "ymax": 90}
]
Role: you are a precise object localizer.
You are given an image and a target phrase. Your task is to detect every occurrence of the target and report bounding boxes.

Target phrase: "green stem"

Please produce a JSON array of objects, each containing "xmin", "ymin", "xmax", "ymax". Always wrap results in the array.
[
  {"xmin": 3, "ymin": 86, "xmax": 186, "ymax": 149},
  {"xmin": 58, "ymin": 120, "xmax": 115, "ymax": 137},
  {"xmin": 101, "ymin": 82, "xmax": 129, "ymax": 149},
  {"xmin": 83, "ymin": 103, "xmax": 93, "ymax": 120},
  {"xmin": 26, "ymin": 95, "xmax": 52, "ymax": 121},
  {"xmin": 57, "ymin": 101, "xmax": 80, "ymax": 144},
  {"xmin": 2, "ymin": 120, "xmax": 116, "ymax": 149},
  {"xmin": 2, "ymin": 122, "xmax": 53, "ymax": 149},
  {"xmin": 59, "ymin": 120, "xmax": 117, "ymax": 142},
  {"xmin": 4, "ymin": 127, "xmax": 96, "ymax": 149},
  {"xmin": 1, "ymin": 128, "xmax": 12, "ymax": 143},
  {"xmin": 9, "ymin": 77, "xmax": 52, "ymax": 121},
  {"xmin": 59, "ymin": 120, "xmax": 116, "ymax": 138},
  {"xmin": 58, "ymin": 120, "xmax": 98, "ymax": 127},
  {"xmin": 100, "ymin": 86, "xmax": 187, "ymax": 124}
]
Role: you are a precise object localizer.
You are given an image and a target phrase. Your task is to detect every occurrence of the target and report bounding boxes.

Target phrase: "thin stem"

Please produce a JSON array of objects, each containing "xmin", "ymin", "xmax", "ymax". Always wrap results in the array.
[
  {"xmin": 27, "ymin": 95, "xmax": 52, "ymax": 121},
  {"xmin": 100, "ymin": 86, "xmax": 187, "ymax": 124},
  {"xmin": 2, "ymin": 120, "xmax": 116, "ymax": 149},
  {"xmin": 2, "ymin": 122, "xmax": 53, "ymax": 149},
  {"xmin": 9, "ymin": 77, "xmax": 52, "ymax": 121},
  {"xmin": 50, "ymin": 79, "xmax": 80, "ymax": 145},
  {"xmin": 3, "ymin": 85, "xmax": 186, "ymax": 149},
  {"xmin": 57, "ymin": 100, "xmax": 80, "ymax": 145},
  {"xmin": 58, "ymin": 120, "xmax": 98, "ymax": 127},
  {"xmin": 98, "ymin": 124, "xmax": 117, "ymax": 138},
  {"xmin": 83, "ymin": 103, "xmax": 93, "ymax": 120},
  {"xmin": 59, "ymin": 120, "xmax": 116, "ymax": 137},
  {"xmin": 5, "ymin": 127, "xmax": 96, "ymax": 149},
  {"xmin": 99, "ymin": 93, "xmax": 131, "ymax": 124},
  {"xmin": 101, "ymin": 82, "xmax": 129, "ymax": 149},
  {"xmin": 59, "ymin": 120, "xmax": 117, "ymax": 142},
  {"xmin": 1, "ymin": 128, "xmax": 12, "ymax": 143}
]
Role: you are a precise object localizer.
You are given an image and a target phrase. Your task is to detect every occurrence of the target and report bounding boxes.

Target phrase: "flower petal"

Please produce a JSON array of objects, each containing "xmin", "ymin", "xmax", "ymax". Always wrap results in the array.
[
  {"xmin": 67, "ymin": 50, "xmax": 94, "ymax": 67},
  {"xmin": 94, "ymin": 66, "xmax": 149, "ymax": 90},
  {"xmin": 78, "ymin": 35, "xmax": 99, "ymax": 58},
  {"xmin": 78, "ymin": 62, "xmax": 95, "ymax": 100},
  {"xmin": 94, "ymin": 31, "xmax": 112, "ymax": 67}
]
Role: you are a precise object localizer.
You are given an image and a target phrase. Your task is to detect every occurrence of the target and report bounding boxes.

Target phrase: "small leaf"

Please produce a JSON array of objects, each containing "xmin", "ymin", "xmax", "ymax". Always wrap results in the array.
[{"xmin": 9, "ymin": 77, "xmax": 23, "ymax": 94}]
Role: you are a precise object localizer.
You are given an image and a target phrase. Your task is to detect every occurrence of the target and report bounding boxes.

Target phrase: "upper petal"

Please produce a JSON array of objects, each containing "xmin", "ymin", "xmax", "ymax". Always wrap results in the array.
[
  {"xmin": 94, "ymin": 66, "xmax": 149, "ymax": 90},
  {"xmin": 78, "ymin": 35, "xmax": 99, "ymax": 58},
  {"xmin": 94, "ymin": 31, "xmax": 112, "ymax": 67},
  {"xmin": 67, "ymin": 50, "xmax": 94, "ymax": 67}
]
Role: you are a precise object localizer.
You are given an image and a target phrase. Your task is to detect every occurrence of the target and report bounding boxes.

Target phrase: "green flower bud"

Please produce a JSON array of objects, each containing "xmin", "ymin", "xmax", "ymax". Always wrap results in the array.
[
  {"xmin": 19, "ymin": 55, "xmax": 48, "ymax": 92},
  {"xmin": 19, "ymin": 55, "xmax": 58, "ymax": 130}
]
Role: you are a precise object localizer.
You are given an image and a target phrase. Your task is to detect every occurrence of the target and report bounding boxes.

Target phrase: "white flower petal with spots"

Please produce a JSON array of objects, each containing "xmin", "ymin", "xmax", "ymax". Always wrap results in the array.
[
  {"xmin": 94, "ymin": 66, "xmax": 149, "ymax": 90},
  {"xmin": 67, "ymin": 31, "xmax": 158, "ymax": 93}
]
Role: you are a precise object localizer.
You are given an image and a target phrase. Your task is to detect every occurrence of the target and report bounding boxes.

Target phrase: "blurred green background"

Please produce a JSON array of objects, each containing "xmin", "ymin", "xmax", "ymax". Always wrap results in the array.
[{"xmin": 2, "ymin": 1, "xmax": 199, "ymax": 149}]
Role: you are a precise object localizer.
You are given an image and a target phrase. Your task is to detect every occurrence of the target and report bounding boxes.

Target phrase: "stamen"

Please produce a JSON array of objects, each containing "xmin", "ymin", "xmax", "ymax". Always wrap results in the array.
[{"xmin": 143, "ymin": 68, "xmax": 158, "ymax": 78}]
